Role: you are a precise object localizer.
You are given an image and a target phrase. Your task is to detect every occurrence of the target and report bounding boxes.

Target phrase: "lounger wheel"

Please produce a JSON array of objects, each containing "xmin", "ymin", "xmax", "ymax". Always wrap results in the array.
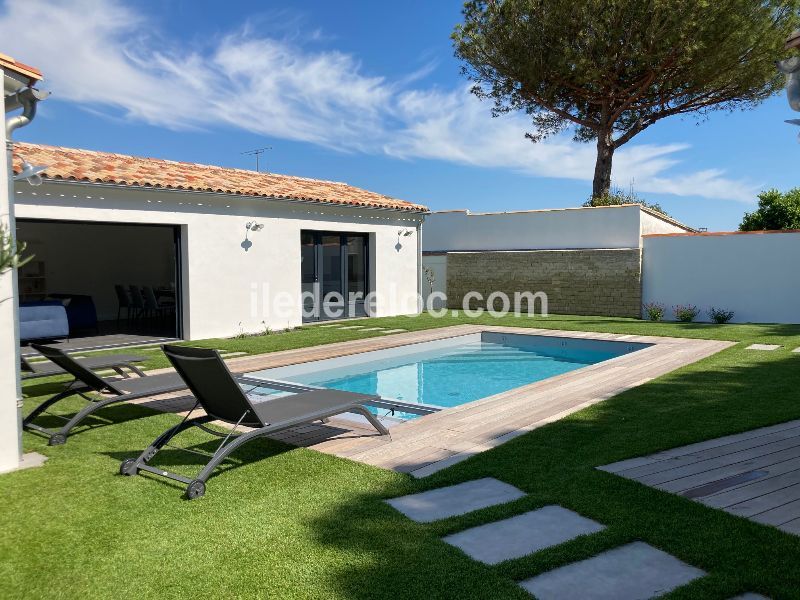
[
  {"xmin": 48, "ymin": 433, "xmax": 67, "ymax": 446},
  {"xmin": 119, "ymin": 458, "xmax": 138, "ymax": 476},
  {"xmin": 185, "ymin": 480, "xmax": 206, "ymax": 500}
]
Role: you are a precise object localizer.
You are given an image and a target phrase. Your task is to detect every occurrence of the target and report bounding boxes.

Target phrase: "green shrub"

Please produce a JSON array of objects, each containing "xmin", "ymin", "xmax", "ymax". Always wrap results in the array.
[
  {"xmin": 674, "ymin": 304, "xmax": 700, "ymax": 323},
  {"xmin": 0, "ymin": 224, "xmax": 32, "ymax": 273},
  {"xmin": 708, "ymin": 307, "xmax": 735, "ymax": 324},
  {"xmin": 643, "ymin": 302, "xmax": 665, "ymax": 321},
  {"xmin": 582, "ymin": 185, "xmax": 669, "ymax": 217}
]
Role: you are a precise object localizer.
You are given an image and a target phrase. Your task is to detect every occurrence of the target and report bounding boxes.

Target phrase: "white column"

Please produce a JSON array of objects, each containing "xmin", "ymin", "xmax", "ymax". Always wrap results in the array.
[{"xmin": 0, "ymin": 73, "xmax": 24, "ymax": 473}]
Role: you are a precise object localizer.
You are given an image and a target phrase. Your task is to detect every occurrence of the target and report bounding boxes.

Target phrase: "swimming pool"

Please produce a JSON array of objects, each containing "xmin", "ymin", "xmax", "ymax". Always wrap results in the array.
[{"xmin": 247, "ymin": 332, "xmax": 649, "ymax": 418}]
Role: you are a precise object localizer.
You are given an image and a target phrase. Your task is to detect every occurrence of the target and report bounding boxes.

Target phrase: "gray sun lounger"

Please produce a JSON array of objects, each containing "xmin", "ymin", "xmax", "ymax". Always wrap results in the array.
[
  {"xmin": 23, "ymin": 343, "xmax": 188, "ymax": 446},
  {"xmin": 120, "ymin": 344, "xmax": 389, "ymax": 499},
  {"xmin": 21, "ymin": 352, "xmax": 146, "ymax": 380}
]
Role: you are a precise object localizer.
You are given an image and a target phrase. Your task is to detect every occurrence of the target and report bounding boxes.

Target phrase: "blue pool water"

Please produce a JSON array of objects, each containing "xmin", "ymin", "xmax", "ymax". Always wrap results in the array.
[{"xmin": 277, "ymin": 338, "xmax": 630, "ymax": 412}]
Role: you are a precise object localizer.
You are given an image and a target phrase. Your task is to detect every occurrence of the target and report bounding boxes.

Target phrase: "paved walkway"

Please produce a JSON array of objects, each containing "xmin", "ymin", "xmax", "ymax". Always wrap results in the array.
[
  {"xmin": 520, "ymin": 541, "xmax": 705, "ymax": 600},
  {"xmin": 314, "ymin": 323, "xmax": 407, "ymax": 334},
  {"xmin": 385, "ymin": 478, "xmax": 762, "ymax": 599},
  {"xmin": 386, "ymin": 477, "xmax": 524, "ymax": 522},
  {"xmin": 443, "ymin": 506, "xmax": 605, "ymax": 565},
  {"xmin": 599, "ymin": 420, "xmax": 800, "ymax": 536}
]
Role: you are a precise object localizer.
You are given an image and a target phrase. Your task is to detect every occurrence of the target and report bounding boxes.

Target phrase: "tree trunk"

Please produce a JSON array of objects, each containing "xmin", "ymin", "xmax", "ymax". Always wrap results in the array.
[{"xmin": 591, "ymin": 130, "xmax": 614, "ymax": 202}]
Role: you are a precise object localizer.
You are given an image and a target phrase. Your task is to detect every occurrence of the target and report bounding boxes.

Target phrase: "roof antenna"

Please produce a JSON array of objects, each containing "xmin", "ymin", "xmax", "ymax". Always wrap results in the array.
[{"xmin": 241, "ymin": 147, "xmax": 272, "ymax": 173}]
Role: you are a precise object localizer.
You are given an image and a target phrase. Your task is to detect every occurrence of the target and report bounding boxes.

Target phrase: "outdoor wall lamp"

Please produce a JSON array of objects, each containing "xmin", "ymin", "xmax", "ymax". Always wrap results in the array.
[
  {"xmin": 395, "ymin": 228, "xmax": 414, "ymax": 252},
  {"xmin": 241, "ymin": 221, "xmax": 264, "ymax": 252},
  {"xmin": 12, "ymin": 160, "xmax": 47, "ymax": 186}
]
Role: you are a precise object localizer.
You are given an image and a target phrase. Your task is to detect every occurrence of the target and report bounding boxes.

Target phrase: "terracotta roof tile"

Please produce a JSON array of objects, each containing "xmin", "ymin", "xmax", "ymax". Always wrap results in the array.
[
  {"xmin": 12, "ymin": 142, "xmax": 427, "ymax": 212},
  {"xmin": 0, "ymin": 53, "xmax": 43, "ymax": 81}
]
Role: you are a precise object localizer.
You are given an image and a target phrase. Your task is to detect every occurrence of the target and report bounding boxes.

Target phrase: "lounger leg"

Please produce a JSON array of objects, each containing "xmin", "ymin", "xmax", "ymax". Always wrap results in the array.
[
  {"xmin": 121, "ymin": 403, "xmax": 388, "ymax": 500},
  {"xmin": 22, "ymin": 386, "xmax": 83, "ymax": 442},
  {"xmin": 127, "ymin": 364, "xmax": 146, "ymax": 377},
  {"xmin": 121, "ymin": 413, "xmax": 212, "ymax": 474},
  {"xmin": 194, "ymin": 406, "xmax": 388, "ymax": 484},
  {"xmin": 111, "ymin": 366, "xmax": 131, "ymax": 379},
  {"xmin": 193, "ymin": 428, "xmax": 269, "ymax": 484},
  {"xmin": 351, "ymin": 405, "xmax": 390, "ymax": 436},
  {"xmin": 46, "ymin": 395, "xmax": 126, "ymax": 445}
]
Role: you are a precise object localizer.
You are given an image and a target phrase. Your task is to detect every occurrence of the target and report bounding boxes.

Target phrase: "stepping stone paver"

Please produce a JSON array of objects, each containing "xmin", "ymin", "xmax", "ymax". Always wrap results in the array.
[
  {"xmin": 381, "ymin": 328, "xmax": 408, "ymax": 334},
  {"xmin": 728, "ymin": 595, "xmax": 770, "ymax": 600},
  {"xmin": 359, "ymin": 327, "xmax": 386, "ymax": 331},
  {"xmin": 792, "ymin": 347, "xmax": 800, "ymax": 353},
  {"xmin": 385, "ymin": 477, "xmax": 525, "ymax": 523},
  {"xmin": 745, "ymin": 344, "xmax": 781, "ymax": 351},
  {"xmin": 338, "ymin": 325, "xmax": 365, "ymax": 330},
  {"xmin": 443, "ymin": 505, "xmax": 605, "ymax": 565},
  {"xmin": 519, "ymin": 541, "xmax": 705, "ymax": 600}
]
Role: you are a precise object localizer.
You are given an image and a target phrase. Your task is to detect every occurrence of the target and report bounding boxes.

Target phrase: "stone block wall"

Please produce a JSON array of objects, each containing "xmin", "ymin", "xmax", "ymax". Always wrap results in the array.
[{"xmin": 446, "ymin": 249, "xmax": 642, "ymax": 318}]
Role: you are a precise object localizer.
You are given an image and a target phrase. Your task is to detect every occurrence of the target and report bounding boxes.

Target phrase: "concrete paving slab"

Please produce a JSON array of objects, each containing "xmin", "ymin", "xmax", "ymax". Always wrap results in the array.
[
  {"xmin": 728, "ymin": 594, "xmax": 770, "ymax": 600},
  {"xmin": 19, "ymin": 452, "xmax": 47, "ymax": 470},
  {"xmin": 359, "ymin": 327, "xmax": 386, "ymax": 331},
  {"xmin": 338, "ymin": 326, "xmax": 365, "ymax": 330},
  {"xmin": 0, "ymin": 452, "xmax": 47, "ymax": 475},
  {"xmin": 443, "ymin": 505, "xmax": 605, "ymax": 565},
  {"xmin": 519, "ymin": 541, "xmax": 705, "ymax": 600},
  {"xmin": 745, "ymin": 344, "xmax": 781, "ymax": 351},
  {"xmin": 381, "ymin": 329, "xmax": 408, "ymax": 334},
  {"xmin": 385, "ymin": 477, "xmax": 525, "ymax": 523}
]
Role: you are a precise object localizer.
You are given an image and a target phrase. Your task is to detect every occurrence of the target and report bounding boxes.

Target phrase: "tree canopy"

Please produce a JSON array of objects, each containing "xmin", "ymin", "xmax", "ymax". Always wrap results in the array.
[
  {"xmin": 740, "ymin": 188, "xmax": 800, "ymax": 230},
  {"xmin": 453, "ymin": 0, "xmax": 799, "ymax": 199}
]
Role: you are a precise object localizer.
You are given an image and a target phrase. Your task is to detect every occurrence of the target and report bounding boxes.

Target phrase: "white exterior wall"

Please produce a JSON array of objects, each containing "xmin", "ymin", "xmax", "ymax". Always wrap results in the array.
[
  {"xmin": 640, "ymin": 210, "xmax": 688, "ymax": 237},
  {"xmin": 1, "ymin": 76, "xmax": 22, "ymax": 472},
  {"xmin": 422, "ymin": 205, "xmax": 687, "ymax": 252},
  {"xmin": 420, "ymin": 254, "xmax": 447, "ymax": 308},
  {"xmin": 643, "ymin": 232, "xmax": 800, "ymax": 324},
  {"xmin": 14, "ymin": 182, "xmax": 423, "ymax": 339}
]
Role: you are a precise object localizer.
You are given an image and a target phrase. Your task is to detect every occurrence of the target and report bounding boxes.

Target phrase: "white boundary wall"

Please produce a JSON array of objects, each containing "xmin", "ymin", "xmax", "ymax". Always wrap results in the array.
[
  {"xmin": 642, "ymin": 231, "xmax": 800, "ymax": 324},
  {"xmin": 422, "ymin": 205, "xmax": 687, "ymax": 252}
]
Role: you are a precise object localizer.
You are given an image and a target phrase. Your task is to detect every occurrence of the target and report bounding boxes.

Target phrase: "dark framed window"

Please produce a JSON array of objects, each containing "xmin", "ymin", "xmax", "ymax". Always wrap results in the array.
[{"xmin": 300, "ymin": 230, "xmax": 369, "ymax": 321}]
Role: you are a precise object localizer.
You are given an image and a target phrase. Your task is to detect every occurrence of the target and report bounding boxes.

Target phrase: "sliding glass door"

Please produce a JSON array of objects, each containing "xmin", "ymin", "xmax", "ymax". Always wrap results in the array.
[{"xmin": 301, "ymin": 231, "xmax": 369, "ymax": 321}]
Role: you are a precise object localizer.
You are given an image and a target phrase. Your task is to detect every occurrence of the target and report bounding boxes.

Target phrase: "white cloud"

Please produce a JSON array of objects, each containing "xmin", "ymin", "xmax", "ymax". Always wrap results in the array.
[{"xmin": 0, "ymin": 0, "xmax": 758, "ymax": 202}]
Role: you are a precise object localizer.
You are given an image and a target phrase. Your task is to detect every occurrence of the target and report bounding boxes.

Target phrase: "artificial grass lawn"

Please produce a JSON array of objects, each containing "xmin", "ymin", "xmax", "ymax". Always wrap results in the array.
[{"xmin": 4, "ymin": 314, "xmax": 800, "ymax": 598}]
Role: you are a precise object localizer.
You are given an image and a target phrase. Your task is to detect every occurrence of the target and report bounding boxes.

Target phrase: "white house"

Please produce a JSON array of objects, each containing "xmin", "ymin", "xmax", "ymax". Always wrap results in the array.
[{"xmin": 12, "ymin": 143, "xmax": 427, "ymax": 341}]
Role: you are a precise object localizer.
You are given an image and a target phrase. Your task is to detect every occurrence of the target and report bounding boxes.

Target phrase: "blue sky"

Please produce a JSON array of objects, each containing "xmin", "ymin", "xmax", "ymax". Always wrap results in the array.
[{"xmin": 3, "ymin": 0, "xmax": 799, "ymax": 230}]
